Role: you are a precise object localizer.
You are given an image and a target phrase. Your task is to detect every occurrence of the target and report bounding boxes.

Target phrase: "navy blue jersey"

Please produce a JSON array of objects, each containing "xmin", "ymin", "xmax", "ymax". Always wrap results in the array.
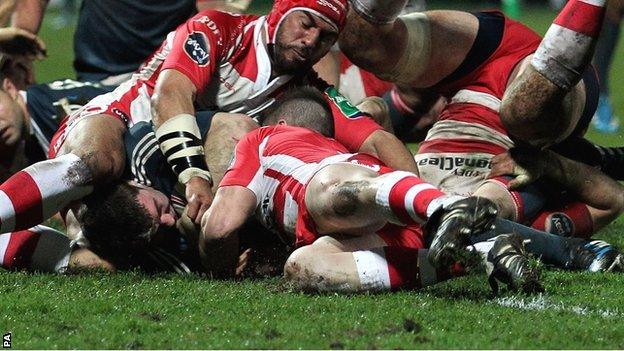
[
  {"xmin": 74, "ymin": 0, "xmax": 196, "ymax": 81},
  {"xmin": 123, "ymin": 111, "xmax": 214, "ymax": 200},
  {"xmin": 25, "ymin": 79, "xmax": 113, "ymax": 162}
]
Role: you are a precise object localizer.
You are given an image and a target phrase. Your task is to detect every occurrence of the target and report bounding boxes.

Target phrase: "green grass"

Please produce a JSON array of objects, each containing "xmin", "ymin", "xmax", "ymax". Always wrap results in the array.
[{"xmin": 9, "ymin": 3, "xmax": 624, "ymax": 349}]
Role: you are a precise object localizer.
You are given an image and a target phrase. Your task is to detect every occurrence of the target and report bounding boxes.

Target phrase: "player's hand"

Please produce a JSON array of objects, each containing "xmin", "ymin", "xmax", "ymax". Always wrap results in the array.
[
  {"xmin": 489, "ymin": 147, "xmax": 547, "ymax": 189},
  {"xmin": 0, "ymin": 28, "xmax": 46, "ymax": 59},
  {"xmin": 185, "ymin": 176, "xmax": 214, "ymax": 224}
]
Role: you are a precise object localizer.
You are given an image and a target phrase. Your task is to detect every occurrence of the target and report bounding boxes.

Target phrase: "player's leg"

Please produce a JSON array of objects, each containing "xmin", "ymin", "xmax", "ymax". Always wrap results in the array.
[
  {"xmin": 500, "ymin": 0, "xmax": 607, "ymax": 146},
  {"xmin": 283, "ymin": 234, "xmax": 445, "ymax": 292},
  {"xmin": 530, "ymin": 201, "xmax": 621, "ymax": 239},
  {"xmin": 0, "ymin": 113, "xmax": 126, "ymax": 233},
  {"xmin": 202, "ymin": 112, "xmax": 258, "ymax": 187},
  {"xmin": 476, "ymin": 218, "xmax": 624, "ymax": 272},
  {"xmin": 340, "ymin": 1, "xmax": 478, "ymax": 88},
  {"xmin": 305, "ymin": 162, "xmax": 466, "ymax": 235}
]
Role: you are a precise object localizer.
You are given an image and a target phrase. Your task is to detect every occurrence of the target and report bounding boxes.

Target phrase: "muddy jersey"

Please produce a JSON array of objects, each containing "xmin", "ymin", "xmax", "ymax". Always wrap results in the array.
[
  {"xmin": 415, "ymin": 12, "xmax": 542, "ymax": 195},
  {"xmin": 221, "ymin": 125, "xmax": 425, "ymax": 248}
]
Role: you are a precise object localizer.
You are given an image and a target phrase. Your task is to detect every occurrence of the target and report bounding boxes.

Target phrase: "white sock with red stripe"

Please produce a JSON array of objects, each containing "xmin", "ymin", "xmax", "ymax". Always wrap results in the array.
[
  {"xmin": 532, "ymin": 0, "xmax": 606, "ymax": 89},
  {"xmin": 374, "ymin": 171, "xmax": 462, "ymax": 225},
  {"xmin": 352, "ymin": 247, "xmax": 464, "ymax": 291},
  {"xmin": 0, "ymin": 225, "xmax": 72, "ymax": 272},
  {"xmin": 0, "ymin": 154, "xmax": 93, "ymax": 233}
]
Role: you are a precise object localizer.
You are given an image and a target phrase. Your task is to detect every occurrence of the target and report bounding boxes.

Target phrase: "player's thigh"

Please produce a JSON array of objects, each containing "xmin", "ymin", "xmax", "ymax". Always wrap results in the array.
[
  {"xmin": 305, "ymin": 163, "xmax": 383, "ymax": 233},
  {"xmin": 57, "ymin": 114, "xmax": 127, "ymax": 182}
]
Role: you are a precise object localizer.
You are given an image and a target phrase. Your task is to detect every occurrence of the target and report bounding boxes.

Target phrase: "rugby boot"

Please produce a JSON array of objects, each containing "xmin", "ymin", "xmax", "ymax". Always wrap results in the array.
[
  {"xmin": 567, "ymin": 239, "xmax": 624, "ymax": 272},
  {"xmin": 487, "ymin": 233, "xmax": 544, "ymax": 294},
  {"xmin": 426, "ymin": 196, "xmax": 498, "ymax": 269}
]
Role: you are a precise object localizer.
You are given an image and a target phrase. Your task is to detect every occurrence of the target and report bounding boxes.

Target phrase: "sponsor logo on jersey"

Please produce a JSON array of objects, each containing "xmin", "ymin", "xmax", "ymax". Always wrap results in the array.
[
  {"xmin": 325, "ymin": 87, "xmax": 364, "ymax": 119},
  {"xmin": 195, "ymin": 16, "xmax": 220, "ymax": 36},
  {"xmin": 416, "ymin": 156, "xmax": 492, "ymax": 171},
  {"xmin": 112, "ymin": 108, "xmax": 130, "ymax": 124},
  {"xmin": 349, "ymin": 159, "xmax": 381, "ymax": 172},
  {"xmin": 184, "ymin": 32, "xmax": 211, "ymax": 66},
  {"xmin": 316, "ymin": 0, "xmax": 340, "ymax": 15},
  {"xmin": 545, "ymin": 213, "xmax": 574, "ymax": 237}
]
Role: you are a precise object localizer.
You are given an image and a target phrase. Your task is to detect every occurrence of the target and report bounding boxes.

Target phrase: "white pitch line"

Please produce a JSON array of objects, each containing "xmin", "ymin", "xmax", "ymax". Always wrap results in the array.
[{"xmin": 491, "ymin": 294, "xmax": 623, "ymax": 319}]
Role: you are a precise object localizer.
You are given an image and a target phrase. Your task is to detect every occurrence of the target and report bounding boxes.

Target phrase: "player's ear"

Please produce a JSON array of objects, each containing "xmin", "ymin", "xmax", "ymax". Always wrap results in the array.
[
  {"xmin": 1, "ymin": 78, "xmax": 18, "ymax": 100},
  {"xmin": 278, "ymin": 119, "xmax": 288, "ymax": 126}
]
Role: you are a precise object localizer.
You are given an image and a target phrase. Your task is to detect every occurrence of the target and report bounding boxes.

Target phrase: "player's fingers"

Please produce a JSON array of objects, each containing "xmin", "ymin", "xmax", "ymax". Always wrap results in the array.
[
  {"xmin": 186, "ymin": 200, "xmax": 200, "ymax": 222},
  {"xmin": 194, "ymin": 202, "xmax": 210, "ymax": 225},
  {"xmin": 508, "ymin": 174, "xmax": 531, "ymax": 190}
]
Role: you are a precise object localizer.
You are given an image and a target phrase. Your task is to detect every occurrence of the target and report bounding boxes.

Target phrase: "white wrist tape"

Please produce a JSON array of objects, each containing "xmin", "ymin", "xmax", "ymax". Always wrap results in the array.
[
  {"xmin": 377, "ymin": 13, "xmax": 431, "ymax": 84},
  {"xmin": 155, "ymin": 113, "xmax": 212, "ymax": 185}
]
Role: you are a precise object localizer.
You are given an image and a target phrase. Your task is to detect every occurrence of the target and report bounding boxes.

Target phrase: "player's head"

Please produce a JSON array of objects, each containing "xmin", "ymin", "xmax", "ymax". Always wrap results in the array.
[
  {"xmin": 0, "ymin": 89, "xmax": 27, "ymax": 151},
  {"xmin": 263, "ymin": 86, "xmax": 334, "ymax": 137},
  {"xmin": 267, "ymin": 0, "xmax": 348, "ymax": 74},
  {"xmin": 0, "ymin": 55, "xmax": 30, "ymax": 151},
  {"xmin": 0, "ymin": 54, "xmax": 34, "ymax": 91},
  {"xmin": 78, "ymin": 181, "xmax": 177, "ymax": 257}
]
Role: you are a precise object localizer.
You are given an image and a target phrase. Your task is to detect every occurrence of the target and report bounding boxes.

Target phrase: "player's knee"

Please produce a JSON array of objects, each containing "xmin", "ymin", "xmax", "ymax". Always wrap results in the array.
[
  {"xmin": 283, "ymin": 246, "xmax": 316, "ymax": 287},
  {"xmin": 330, "ymin": 180, "xmax": 369, "ymax": 217},
  {"xmin": 285, "ymin": 244, "xmax": 340, "ymax": 290}
]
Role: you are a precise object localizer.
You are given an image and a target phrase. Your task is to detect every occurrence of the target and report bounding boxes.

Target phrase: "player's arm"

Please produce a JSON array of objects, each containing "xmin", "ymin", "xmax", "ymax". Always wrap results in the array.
[
  {"xmin": 11, "ymin": 0, "xmax": 48, "ymax": 33},
  {"xmin": 490, "ymin": 148, "xmax": 624, "ymax": 213},
  {"xmin": 151, "ymin": 13, "xmax": 227, "ymax": 223},
  {"xmin": 152, "ymin": 69, "xmax": 213, "ymax": 224},
  {"xmin": 358, "ymin": 130, "xmax": 419, "ymax": 174},
  {"xmin": 199, "ymin": 186, "xmax": 256, "ymax": 278},
  {"xmin": 321, "ymin": 86, "xmax": 419, "ymax": 174}
]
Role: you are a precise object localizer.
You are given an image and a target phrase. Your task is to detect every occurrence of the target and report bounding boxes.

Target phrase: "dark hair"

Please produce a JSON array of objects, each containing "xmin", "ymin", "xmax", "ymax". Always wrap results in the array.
[
  {"xmin": 0, "ymin": 55, "xmax": 30, "ymax": 90},
  {"xmin": 263, "ymin": 86, "xmax": 334, "ymax": 137},
  {"xmin": 78, "ymin": 182, "xmax": 154, "ymax": 258}
]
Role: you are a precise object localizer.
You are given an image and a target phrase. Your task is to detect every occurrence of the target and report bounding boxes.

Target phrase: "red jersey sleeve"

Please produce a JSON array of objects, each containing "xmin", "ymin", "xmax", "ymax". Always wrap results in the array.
[
  {"xmin": 220, "ymin": 127, "xmax": 272, "ymax": 205},
  {"xmin": 323, "ymin": 86, "xmax": 382, "ymax": 152},
  {"xmin": 161, "ymin": 11, "xmax": 235, "ymax": 92}
]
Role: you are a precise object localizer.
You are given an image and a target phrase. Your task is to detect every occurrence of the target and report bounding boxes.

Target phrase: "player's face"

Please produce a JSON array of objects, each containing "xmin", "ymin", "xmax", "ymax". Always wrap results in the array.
[
  {"xmin": 273, "ymin": 11, "xmax": 339, "ymax": 74},
  {"xmin": 0, "ymin": 90, "xmax": 26, "ymax": 149},
  {"xmin": 132, "ymin": 183, "xmax": 178, "ymax": 233}
]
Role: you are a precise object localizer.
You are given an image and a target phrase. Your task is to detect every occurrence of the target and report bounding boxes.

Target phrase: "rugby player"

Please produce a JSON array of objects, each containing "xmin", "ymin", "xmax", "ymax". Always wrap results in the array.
[
  {"xmin": 12, "ymin": 0, "xmax": 254, "ymax": 84},
  {"xmin": 0, "ymin": 0, "xmax": 420, "ymax": 239},
  {"xmin": 335, "ymin": 1, "xmax": 624, "ymax": 244},
  {"xmin": 0, "ymin": 64, "xmax": 114, "ymax": 180},
  {"xmin": 341, "ymin": 0, "xmax": 605, "ymax": 147},
  {"xmin": 199, "ymin": 87, "xmax": 623, "ymax": 293}
]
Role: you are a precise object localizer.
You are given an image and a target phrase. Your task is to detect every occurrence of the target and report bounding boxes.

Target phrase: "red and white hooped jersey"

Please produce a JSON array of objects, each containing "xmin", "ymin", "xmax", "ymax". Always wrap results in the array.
[
  {"xmin": 221, "ymin": 125, "xmax": 424, "ymax": 247},
  {"xmin": 419, "ymin": 14, "xmax": 542, "ymax": 156},
  {"xmin": 93, "ymin": 10, "xmax": 293, "ymax": 123},
  {"xmin": 414, "ymin": 14, "xmax": 542, "ymax": 195},
  {"xmin": 338, "ymin": 53, "xmax": 394, "ymax": 105},
  {"xmin": 48, "ymin": 9, "xmax": 384, "ymax": 157},
  {"xmin": 221, "ymin": 125, "xmax": 354, "ymax": 246}
]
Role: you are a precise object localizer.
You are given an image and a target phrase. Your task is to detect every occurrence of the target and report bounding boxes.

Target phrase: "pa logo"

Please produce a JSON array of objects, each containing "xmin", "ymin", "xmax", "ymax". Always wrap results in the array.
[
  {"xmin": 184, "ymin": 32, "xmax": 211, "ymax": 66},
  {"xmin": 3, "ymin": 333, "xmax": 11, "ymax": 348}
]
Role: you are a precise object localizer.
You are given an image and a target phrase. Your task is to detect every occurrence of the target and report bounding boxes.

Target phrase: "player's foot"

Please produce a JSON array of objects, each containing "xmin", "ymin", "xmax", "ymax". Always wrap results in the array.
[
  {"xmin": 426, "ymin": 197, "xmax": 498, "ymax": 269},
  {"xmin": 568, "ymin": 239, "xmax": 624, "ymax": 272},
  {"xmin": 592, "ymin": 95, "xmax": 620, "ymax": 134},
  {"xmin": 487, "ymin": 233, "xmax": 544, "ymax": 294}
]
